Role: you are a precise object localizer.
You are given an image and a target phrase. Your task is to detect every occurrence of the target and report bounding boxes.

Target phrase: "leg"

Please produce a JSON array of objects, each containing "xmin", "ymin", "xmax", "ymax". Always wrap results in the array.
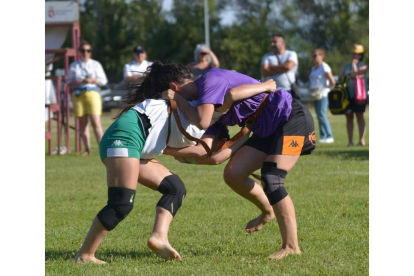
[
  {"xmin": 320, "ymin": 96, "xmax": 334, "ymax": 140},
  {"xmin": 263, "ymin": 154, "xmax": 302, "ymax": 260},
  {"xmin": 345, "ymin": 112, "xmax": 354, "ymax": 146},
  {"xmin": 89, "ymin": 114, "xmax": 104, "ymax": 144},
  {"xmin": 75, "ymin": 157, "xmax": 140, "ymax": 264},
  {"xmin": 223, "ymin": 146, "xmax": 275, "ymax": 233},
  {"xmin": 85, "ymin": 91, "xmax": 103, "ymax": 146},
  {"xmin": 72, "ymin": 93, "xmax": 91, "ymax": 154},
  {"xmin": 313, "ymin": 100, "xmax": 326, "ymax": 140},
  {"xmin": 79, "ymin": 116, "xmax": 91, "ymax": 154},
  {"xmin": 355, "ymin": 112, "xmax": 366, "ymax": 146},
  {"xmin": 138, "ymin": 159, "xmax": 184, "ymax": 260}
]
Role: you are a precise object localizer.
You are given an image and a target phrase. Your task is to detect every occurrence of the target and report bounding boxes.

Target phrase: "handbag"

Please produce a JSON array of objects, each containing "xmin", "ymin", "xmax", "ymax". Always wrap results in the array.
[
  {"xmin": 275, "ymin": 55, "xmax": 300, "ymax": 99},
  {"xmin": 309, "ymin": 87, "xmax": 323, "ymax": 101},
  {"xmin": 354, "ymin": 77, "xmax": 366, "ymax": 105}
]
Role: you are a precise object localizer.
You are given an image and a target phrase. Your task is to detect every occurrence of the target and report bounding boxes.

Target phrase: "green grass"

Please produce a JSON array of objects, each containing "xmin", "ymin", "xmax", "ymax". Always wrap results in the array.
[{"xmin": 45, "ymin": 106, "xmax": 369, "ymax": 275}]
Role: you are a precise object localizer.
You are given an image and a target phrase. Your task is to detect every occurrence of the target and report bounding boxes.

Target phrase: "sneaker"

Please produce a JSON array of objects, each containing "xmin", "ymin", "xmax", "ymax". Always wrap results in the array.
[
  {"xmin": 52, "ymin": 146, "xmax": 67, "ymax": 155},
  {"xmin": 324, "ymin": 138, "xmax": 334, "ymax": 143}
]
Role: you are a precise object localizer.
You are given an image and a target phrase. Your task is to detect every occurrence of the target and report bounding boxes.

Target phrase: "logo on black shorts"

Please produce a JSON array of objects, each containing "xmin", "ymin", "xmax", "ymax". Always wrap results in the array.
[
  {"xmin": 309, "ymin": 131, "xmax": 316, "ymax": 145},
  {"xmin": 289, "ymin": 140, "xmax": 299, "ymax": 147}
]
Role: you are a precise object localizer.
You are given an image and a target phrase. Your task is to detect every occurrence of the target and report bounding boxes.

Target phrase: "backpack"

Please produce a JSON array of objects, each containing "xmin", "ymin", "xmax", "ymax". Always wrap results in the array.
[{"xmin": 328, "ymin": 77, "xmax": 350, "ymax": 115}]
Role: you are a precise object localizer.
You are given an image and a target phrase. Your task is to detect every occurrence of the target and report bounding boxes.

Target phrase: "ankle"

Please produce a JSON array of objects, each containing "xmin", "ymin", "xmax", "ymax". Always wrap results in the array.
[
  {"xmin": 77, "ymin": 252, "xmax": 94, "ymax": 259},
  {"xmin": 149, "ymin": 234, "xmax": 168, "ymax": 242},
  {"xmin": 283, "ymin": 243, "xmax": 299, "ymax": 252}
]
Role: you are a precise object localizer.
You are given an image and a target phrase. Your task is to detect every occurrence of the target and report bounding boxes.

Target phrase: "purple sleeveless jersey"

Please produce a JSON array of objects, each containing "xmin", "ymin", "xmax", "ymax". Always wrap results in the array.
[{"xmin": 195, "ymin": 68, "xmax": 292, "ymax": 138}]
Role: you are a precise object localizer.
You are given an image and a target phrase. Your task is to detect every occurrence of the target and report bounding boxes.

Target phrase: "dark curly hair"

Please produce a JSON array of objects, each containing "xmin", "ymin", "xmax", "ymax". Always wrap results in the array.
[{"xmin": 115, "ymin": 61, "xmax": 192, "ymax": 118}]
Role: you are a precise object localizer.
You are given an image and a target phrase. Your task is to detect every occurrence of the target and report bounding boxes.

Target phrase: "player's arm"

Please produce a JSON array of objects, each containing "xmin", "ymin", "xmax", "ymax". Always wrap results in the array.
[
  {"xmin": 162, "ymin": 89, "xmax": 214, "ymax": 129},
  {"xmin": 163, "ymin": 132, "xmax": 250, "ymax": 165},
  {"xmin": 163, "ymin": 135, "xmax": 214, "ymax": 159},
  {"xmin": 196, "ymin": 132, "xmax": 250, "ymax": 165},
  {"xmin": 217, "ymin": 79, "xmax": 277, "ymax": 112}
]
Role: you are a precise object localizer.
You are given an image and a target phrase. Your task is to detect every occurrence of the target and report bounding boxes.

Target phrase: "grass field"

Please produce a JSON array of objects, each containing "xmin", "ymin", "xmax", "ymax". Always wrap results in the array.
[{"xmin": 45, "ymin": 105, "xmax": 369, "ymax": 275}]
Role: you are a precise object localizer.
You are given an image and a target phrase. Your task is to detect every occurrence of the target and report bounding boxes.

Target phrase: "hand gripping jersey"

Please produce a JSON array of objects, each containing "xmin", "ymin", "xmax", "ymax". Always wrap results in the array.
[{"xmin": 132, "ymin": 99, "xmax": 206, "ymax": 159}]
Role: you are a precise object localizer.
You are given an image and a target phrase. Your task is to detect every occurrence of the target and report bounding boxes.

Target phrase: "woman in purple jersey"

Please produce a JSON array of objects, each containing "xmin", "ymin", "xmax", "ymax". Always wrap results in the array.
[
  {"xmin": 74, "ymin": 62, "xmax": 276, "ymax": 264},
  {"xmin": 160, "ymin": 66, "xmax": 316, "ymax": 260}
]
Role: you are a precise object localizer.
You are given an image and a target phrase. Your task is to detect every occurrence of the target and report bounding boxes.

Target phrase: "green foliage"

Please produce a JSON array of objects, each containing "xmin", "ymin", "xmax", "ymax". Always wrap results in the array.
[
  {"xmin": 216, "ymin": 0, "xmax": 369, "ymax": 80},
  {"xmin": 54, "ymin": 0, "xmax": 368, "ymax": 82},
  {"xmin": 46, "ymin": 107, "xmax": 369, "ymax": 275},
  {"xmin": 78, "ymin": 0, "xmax": 164, "ymax": 82}
]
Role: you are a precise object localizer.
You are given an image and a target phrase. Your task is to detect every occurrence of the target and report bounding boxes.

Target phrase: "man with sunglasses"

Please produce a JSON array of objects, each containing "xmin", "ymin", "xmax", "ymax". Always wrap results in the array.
[{"xmin": 67, "ymin": 41, "xmax": 108, "ymax": 156}]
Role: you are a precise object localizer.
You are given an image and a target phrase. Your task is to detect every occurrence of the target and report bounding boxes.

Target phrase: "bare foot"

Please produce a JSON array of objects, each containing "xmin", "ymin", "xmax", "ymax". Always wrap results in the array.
[
  {"xmin": 147, "ymin": 237, "xmax": 182, "ymax": 261},
  {"xmin": 245, "ymin": 212, "xmax": 275, "ymax": 233},
  {"xmin": 268, "ymin": 247, "xmax": 301, "ymax": 260},
  {"xmin": 74, "ymin": 254, "xmax": 106, "ymax": 264},
  {"xmin": 81, "ymin": 151, "xmax": 91, "ymax": 156}
]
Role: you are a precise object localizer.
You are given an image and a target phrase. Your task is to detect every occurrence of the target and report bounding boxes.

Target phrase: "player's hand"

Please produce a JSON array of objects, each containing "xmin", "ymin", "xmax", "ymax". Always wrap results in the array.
[
  {"xmin": 264, "ymin": 79, "xmax": 277, "ymax": 92},
  {"xmin": 161, "ymin": 89, "xmax": 176, "ymax": 100}
]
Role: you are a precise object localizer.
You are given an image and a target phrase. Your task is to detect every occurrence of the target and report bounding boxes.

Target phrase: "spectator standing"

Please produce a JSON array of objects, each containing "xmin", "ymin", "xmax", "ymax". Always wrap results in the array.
[
  {"xmin": 339, "ymin": 44, "xmax": 368, "ymax": 146},
  {"xmin": 309, "ymin": 48, "xmax": 336, "ymax": 143},
  {"xmin": 67, "ymin": 41, "xmax": 108, "ymax": 155},
  {"xmin": 123, "ymin": 45, "xmax": 153, "ymax": 83},
  {"xmin": 261, "ymin": 34, "xmax": 299, "ymax": 99},
  {"xmin": 188, "ymin": 44, "xmax": 220, "ymax": 80}
]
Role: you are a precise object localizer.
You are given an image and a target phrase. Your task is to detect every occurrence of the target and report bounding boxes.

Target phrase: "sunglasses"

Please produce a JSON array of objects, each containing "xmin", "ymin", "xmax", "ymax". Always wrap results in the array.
[{"xmin": 80, "ymin": 49, "xmax": 92, "ymax": 53}]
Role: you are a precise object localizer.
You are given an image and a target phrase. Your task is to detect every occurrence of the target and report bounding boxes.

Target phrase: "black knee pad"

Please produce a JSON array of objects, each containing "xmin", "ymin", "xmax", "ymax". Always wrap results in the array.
[
  {"xmin": 157, "ymin": 174, "xmax": 187, "ymax": 217},
  {"xmin": 97, "ymin": 187, "xmax": 136, "ymax": 231},
  {"xmin": 261, "ymin": 162, "xmax": 288, "ymax": 205}
]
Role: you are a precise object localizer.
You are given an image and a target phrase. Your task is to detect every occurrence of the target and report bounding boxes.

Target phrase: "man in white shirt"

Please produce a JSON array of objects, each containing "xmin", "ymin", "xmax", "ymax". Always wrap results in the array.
[
  {"xmin": 260, "ymin": 35, "xmax": 298, "ymax": 98},
  {"xmin": 123, "ymin": 45, "xmax": 153, "ymax": 83}
]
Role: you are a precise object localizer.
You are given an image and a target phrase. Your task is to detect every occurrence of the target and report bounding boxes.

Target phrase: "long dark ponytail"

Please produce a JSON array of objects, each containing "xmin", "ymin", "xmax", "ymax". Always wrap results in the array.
[{"xmin": 115, "ymin": 61, "xmax": 192, "ymax": 118}]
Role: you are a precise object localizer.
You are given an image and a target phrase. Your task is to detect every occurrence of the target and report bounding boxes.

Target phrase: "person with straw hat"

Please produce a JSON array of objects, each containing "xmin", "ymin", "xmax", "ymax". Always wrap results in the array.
[{"xmin": 339, "ymin": 44, "xmax": 368, "ymax": 147}]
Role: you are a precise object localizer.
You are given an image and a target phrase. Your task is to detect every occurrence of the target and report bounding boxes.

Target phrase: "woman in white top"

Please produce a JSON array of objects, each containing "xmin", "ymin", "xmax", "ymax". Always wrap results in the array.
[
  {"xmin": 309, "ymin": 48, "xmax": 335, "ymax": 143},
  {"xmin": 74, "ymin": 62, "xmax": 276, "ymax": 264},
  {"xmin": 67, "ymin": 42, "xmax": 108, "ymax": 155}
]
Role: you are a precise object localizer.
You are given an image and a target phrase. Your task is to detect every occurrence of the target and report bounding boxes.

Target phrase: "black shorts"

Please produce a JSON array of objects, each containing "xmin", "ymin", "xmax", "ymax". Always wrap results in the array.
[
  {"xmin": 346, "ymin": 97, "xmax": 368, "ymax": 113},
  {"xmin": 245, "ymin": 99, "xmax": 316, "ymax": 156}
]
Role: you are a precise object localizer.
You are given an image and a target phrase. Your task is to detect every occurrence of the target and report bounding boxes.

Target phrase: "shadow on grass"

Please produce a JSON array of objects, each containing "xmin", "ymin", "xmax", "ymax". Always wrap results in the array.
[
  {"xmin": 45, "ymin": 250, "xmax": 154, "ymax": 262},
  {"xmin": 317, "ymin": 149, "xmax": 369, "ymax": 161}
]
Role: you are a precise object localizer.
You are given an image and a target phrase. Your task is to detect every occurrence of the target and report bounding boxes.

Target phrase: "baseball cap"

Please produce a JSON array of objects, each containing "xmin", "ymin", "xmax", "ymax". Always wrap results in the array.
[
  {"xmin": 352, "ymin": 44, "xmax": 364, "ymax": 54},
  {"xmin": 133, "ymin": 45, "xmax": 146, "ymax": 54}
]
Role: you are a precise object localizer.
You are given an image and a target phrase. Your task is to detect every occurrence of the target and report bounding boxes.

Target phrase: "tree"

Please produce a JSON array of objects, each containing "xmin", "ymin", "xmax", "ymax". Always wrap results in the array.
[
  {"xmin": 54, "ymin": 0, "xmax": 368, "ymax": 82},
  {"xmin": 216, "ymin": 0, "xmax": 369, "ymax": 80},
  {"xmin": 78, "ymin": 0, "xmax": 164, "ymax": 82},
  {"xmin": 147, "ymin": 0, "xmax": 223, "ymax": 65}
]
